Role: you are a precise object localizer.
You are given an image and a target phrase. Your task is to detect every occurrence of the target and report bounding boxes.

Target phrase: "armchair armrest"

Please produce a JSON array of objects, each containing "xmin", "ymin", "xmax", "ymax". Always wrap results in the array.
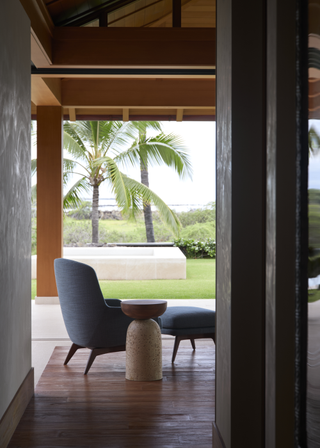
[{"xmin": 104, "ymin": 298, "xmax": 122, "ymax": 308}]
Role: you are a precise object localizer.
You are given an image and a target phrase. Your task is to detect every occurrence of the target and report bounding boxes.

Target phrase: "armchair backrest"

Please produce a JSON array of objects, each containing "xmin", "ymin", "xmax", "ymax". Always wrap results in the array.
[{"xmin": 54, "ymin": 258, "xmax": 108, "ymax": 347}]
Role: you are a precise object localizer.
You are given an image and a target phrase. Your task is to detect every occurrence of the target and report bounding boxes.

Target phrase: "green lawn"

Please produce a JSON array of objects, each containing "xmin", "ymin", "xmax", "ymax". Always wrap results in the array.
[
  {"xmin": 32, "ymin": 279, "xmax": 37, "ymax": 301},
  {"xmin": 66, "ymin": 217, "xmax": 141, "ymax": 232},
  {"xmin": 31, "ymin": 259, "xmax": 215, "ymax": 300},
  {"xmin": 308, "ymin": 289, "xmax": 320, "ymax": 303}
]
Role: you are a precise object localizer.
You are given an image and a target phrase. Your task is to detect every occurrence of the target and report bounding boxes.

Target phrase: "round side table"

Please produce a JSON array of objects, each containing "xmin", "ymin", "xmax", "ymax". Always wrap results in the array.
[{"xmin": 121, "ymin": 300, "xmax": 167, "ymax": 381}]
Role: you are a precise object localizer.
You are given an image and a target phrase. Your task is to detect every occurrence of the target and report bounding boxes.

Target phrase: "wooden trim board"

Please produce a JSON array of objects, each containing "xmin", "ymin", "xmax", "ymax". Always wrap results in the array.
[
  {"xmin": 212, "ymin": 422, "xmax": 226, "ymax": 448},
  {"xmin": 0, "ymin": 368, "xmax": 34, "ymax": 448}
]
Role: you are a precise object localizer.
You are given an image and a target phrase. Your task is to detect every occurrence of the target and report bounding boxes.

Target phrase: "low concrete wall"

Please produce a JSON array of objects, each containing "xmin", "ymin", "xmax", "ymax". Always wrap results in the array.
[{"xmin": 32, "ymin": 246, "xmax": 186, "ymax": 280}]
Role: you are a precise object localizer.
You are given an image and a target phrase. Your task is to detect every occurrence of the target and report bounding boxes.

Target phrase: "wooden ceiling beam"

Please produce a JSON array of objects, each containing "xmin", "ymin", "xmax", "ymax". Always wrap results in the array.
[
  {"xmin": 176, "ymin": 108, "xmax": 184, "ymax": 121},
  {"xmin": 61, "ymin": 78, "xmax": 215, "ymax": 108},
  {"xmin": 33, "ymin": 72, "xmax": 215, "ymax": 79},
  {"xmin": 31, "ymin": 106, "xmax": 216, "ymax": 120},
  {"xmin": 52, "ymin": 28, "xmax": 216, "ymax": 68},
  {"xmin": 123, "ymin": 108, "xmax": 129, "ymax": 122},
  {"xmin": 20, "ymin": 0, "xmax": 54, "ymax": 67},
  {"xmin": 69, "ymin": 108, "xmax": 77, "ymax": 121},
  {"xmin": 172, "ymin": 0, "xmax": 182, "ymax": 27},
  {"xmin": 31, "ymin": 77, "xmax": 61, "ymax": 106}
]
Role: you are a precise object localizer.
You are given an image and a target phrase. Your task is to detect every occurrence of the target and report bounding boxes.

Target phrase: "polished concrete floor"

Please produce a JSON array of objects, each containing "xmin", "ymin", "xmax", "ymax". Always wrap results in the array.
[{"xmin": 31, "ymin": 299, "xmax": 215, "ymax": 386}]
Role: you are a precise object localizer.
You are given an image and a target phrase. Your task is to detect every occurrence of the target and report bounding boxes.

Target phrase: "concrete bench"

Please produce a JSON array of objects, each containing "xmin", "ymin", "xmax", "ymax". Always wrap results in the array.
[{"xmin": 32, "ymin": 246, "xmax": 186, "ymax": 280}]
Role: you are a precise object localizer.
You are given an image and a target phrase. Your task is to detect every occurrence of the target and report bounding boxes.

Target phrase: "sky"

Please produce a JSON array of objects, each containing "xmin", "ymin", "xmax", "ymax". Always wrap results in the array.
[{"xmin": 32, "ymin": 121, "xmax": 216, "ymax": 212}]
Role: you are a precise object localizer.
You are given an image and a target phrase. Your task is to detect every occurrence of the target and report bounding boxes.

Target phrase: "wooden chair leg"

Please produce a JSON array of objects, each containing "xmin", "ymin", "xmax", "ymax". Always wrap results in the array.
[
  {"xmin": 171, "ymin": 333, "xmax": 215, "ymax": 363},
  {"xmin": 172, "ymin": 336, "xmax": 182, "ymax": 363},
  {"xmin": 64, "ymin": 343, "xmax": 83, "ymax": 365},
  {"xmin": 83, "ymin": 346, "xmax": 125, "ymax": 375},
  {"xmin": 84, "ymin": 349, "xmax": 98, "ymax": 375}
]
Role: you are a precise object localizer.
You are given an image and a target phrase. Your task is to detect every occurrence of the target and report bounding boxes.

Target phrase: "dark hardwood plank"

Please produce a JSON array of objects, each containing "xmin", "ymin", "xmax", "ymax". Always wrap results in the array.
[{"xmin": 8, "ymin": 342, "xmax": 215, "ymax": 447}]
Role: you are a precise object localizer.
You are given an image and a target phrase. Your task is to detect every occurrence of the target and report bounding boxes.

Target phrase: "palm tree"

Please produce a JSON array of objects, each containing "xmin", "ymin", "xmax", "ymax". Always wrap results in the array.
[
  {"xmin": 63, "ymin": 121, "xmax": 191, "ymax": 244},
  {"xmin": 32, "ymin": 120, "xmax": 192, "ymax": 244},
  {"xmin": 115, "ymin": 121, "xmax": 193, "ymax": 242}
]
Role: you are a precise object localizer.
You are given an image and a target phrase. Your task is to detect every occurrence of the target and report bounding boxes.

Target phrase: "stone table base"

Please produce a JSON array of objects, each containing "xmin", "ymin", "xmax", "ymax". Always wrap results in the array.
[{"xmin": 125, "ymin": 319, "xmax": 162, "ymax": 381}]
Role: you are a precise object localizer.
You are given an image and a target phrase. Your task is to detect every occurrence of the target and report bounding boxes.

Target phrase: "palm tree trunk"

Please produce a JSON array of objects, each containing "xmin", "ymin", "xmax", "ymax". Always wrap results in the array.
[
  {"xmin": 140, "ymin": 157, "xmax": 155, "ymax": 243},
  {"xmin": 92, "ymin": 184, "xmax": 99, "ymax": 244}
]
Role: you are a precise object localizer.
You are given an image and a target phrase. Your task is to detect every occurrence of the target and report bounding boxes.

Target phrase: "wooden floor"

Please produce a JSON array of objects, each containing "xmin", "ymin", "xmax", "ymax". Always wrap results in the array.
[{"xmin": 8, "ymin": 341, "xmax": 215, "ymax": 448}]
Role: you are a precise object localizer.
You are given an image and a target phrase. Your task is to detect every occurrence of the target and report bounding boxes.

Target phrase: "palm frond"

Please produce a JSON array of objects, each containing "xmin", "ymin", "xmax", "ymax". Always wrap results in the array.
[
  {"xmin": 102, "ymin": 156, "xmax": 131, "ymax": 212},
  {"xmin": 122, "ymin": 193, "xmax": 143, "ymax": 221},
  {"xmin": 63, "ymin": 122, "xmax": 90, "ymax": 162},
  {"xmin": 90, "ymin": 121, "xmax": 100, "ymax": 150},
  {"xmin": 99, "ymin": 121, "xmax": 134, "ymax": 155},
  {"xmin": 121, "ymin": 174, "xmax": 181, "ymax": 236},
  {"xmin": 31, "ymin": 184, "xmax": 37, "ymax": 204},
  {"xmin": 63, "ymin": 158, "xmax": 77, "ymax": 171},
  {"xmin": 114, "ymin": 132, "xmax": 192, "ymax": 180},
  {"xmin": 63, "ymin": 177, "xmax": 91, "ymax": 211},
  {"xmin": 131, "ymin": 121, "xmax": 163, "ymax": 134},
  {"xmin": 112, "ymin": 138, "xmax": 142, "ymax": 170},
  {"xmin": 31, "ymin": 159, "xmax": 37, "ymax": 177},
  {"xmin": 142, "ymin": 133, "xmax": 192, "ymax": 179},
  {"xmin": 62, "ymin": 158, "xmax": 81, "ymax": 187}
]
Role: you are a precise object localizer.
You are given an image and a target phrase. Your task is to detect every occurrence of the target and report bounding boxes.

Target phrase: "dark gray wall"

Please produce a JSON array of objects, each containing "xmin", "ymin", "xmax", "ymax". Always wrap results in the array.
[
  {"xmin": 216, "ymin": 0, "xmax": 266, "ymax": 446},
  {"xmin": 0, "ymin": 0, "xmax": 31, "ymax": 420}
]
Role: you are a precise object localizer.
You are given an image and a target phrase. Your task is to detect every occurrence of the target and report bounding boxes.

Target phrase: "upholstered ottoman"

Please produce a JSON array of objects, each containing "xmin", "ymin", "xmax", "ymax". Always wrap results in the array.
[{"xmin": 157, "ymin": 306, "xmax": 216, "ymax": 363}]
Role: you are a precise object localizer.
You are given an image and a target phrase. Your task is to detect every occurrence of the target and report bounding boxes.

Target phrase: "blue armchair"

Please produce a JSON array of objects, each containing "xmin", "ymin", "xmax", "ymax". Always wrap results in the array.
[{"xmin": 54, "ymin": 258, "xmax": 133, "ymax": 374}]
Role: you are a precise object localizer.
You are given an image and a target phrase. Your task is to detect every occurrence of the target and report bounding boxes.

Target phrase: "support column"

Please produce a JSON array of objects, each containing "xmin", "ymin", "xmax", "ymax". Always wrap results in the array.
[
  {"xmin": 36, "ymin": 106, "xmax": 63, "ymax": 304},
  {"xmin": 265, "ymin": 0, "xmax": 300, "ymax": 445},
  {"xmin": 215, "ymin": 0, "xmax": 266, "ymax": 446}
]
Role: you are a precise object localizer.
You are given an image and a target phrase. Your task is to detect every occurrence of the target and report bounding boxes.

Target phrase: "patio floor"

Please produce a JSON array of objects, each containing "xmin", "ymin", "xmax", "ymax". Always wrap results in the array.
[
  {"xmin": 31, "ymin": 299, "xmax": 216, "ymax": 385},
  {"xmin": 9, "ymin": 300, "xmax": 216, "ymax": 447},
  {"xmin": 11, "ymin": 341, "xmax": 215, "ymax": 447}
]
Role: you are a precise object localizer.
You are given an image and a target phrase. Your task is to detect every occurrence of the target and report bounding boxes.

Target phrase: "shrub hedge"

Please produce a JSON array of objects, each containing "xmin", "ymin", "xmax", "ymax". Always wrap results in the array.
[{"xmin": 173, "ymin": 237, "xmax": 216, "ymax": 259}]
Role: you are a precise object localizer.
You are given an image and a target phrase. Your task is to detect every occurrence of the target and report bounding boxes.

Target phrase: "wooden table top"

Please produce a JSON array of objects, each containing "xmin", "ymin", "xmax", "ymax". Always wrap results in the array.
[{"xmin": 121, "ymin": 300, "xmax": 167, "ymax": 320}]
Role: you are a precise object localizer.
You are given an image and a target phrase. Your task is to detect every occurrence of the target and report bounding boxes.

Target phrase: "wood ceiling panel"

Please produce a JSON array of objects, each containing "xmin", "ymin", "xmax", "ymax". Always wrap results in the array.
[
  {"xmin": 145, "ymin": 0, "xmax": 215, "ymax": 28},
  {"xmin": 45, "ymin": 0, "xmax": 107, "ymax": 23},
  {"xmin": 106, "ymin": 0, "xmax": 215, "ymax": 28},
  {"xmin": 109, "ymin": 0, "xmax": 171, "ymax": 27},
  {"xmin": 45, "ymin": 0, "xmax": 90, "ymax": 20},
  {"xmin": 30, "ymin": 0, "xmax": 217, "ymax": 120},
  {"xmin": 42, "ymin": 0, "xmax": 216, "ymax": 29},
  {"xmin": 44, "ymin": 0, "xmax": 148, "ymax": 26}
]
